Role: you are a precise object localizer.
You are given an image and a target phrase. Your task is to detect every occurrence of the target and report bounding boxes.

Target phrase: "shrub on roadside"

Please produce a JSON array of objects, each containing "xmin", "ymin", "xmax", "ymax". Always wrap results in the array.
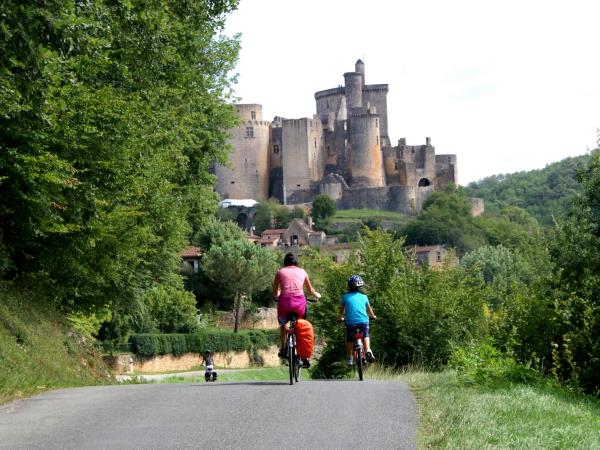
[
  {"xmin": 129, "ymin": 329, "xmax": 279, "ymax": 357},
  {"xmin": 449, "ymin": 340, "xmax": 542, "ymax": 386}
]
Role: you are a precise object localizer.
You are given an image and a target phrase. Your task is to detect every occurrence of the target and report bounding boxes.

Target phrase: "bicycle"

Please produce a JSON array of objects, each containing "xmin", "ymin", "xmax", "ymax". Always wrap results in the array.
[
  {"xmin": 351, "ymin": 325, "xmax": 368, "ymax": 381},
  {"xmin": 285, "ymin": 312, "xmax": 302, "ymax": 385},
  {"xmin": 340, "ymin": 318, "xmax": 375, "ymax": 381}
]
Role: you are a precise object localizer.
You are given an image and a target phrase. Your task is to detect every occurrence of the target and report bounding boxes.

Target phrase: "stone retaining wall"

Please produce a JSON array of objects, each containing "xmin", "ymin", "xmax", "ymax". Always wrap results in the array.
[{"xmin": 105, "ymin": 345, "xmax": 281, "ymax": 374}]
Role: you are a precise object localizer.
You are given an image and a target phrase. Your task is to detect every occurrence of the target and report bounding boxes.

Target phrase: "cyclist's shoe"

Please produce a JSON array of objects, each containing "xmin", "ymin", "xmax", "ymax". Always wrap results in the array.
[
  {"xmin": 346, "ymin": 357, "xmax": 354, "ymax": 366},
  {"xmin": 278, "ymin": 347, "xmax": 286, "ymax": 358},
  {"xmin": 366, "ymin": 349, "xmax": 375, "ymax": 363},
  {"xmin": 301, "ymin": 359, "xmax": 310, "ymax": 369}
]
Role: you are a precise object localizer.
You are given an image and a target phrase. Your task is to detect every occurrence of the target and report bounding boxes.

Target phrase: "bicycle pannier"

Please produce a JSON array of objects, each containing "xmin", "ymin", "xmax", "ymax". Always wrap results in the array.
[{"xmin": 295, "ymin": 318, "xmax": 314, "ymax": 358}]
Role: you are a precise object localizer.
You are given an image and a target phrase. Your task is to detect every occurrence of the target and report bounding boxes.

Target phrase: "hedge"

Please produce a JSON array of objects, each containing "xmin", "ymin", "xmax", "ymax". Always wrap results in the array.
[{"xmin": 129, "ymin": 328, "xmax": 279, "ymax": 357}]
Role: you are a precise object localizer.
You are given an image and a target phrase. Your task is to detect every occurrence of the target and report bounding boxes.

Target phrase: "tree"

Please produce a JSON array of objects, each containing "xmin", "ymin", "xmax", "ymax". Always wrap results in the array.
[
  {"xmin": 546, "ymin": 148, "xmax": 600, "ymax": 392},
  {"xmin": 0, "ymin": 1, "xmax": 240, "ymax": 322},
  {"xmin": 202, "ymin": 240, "xmax": 278, "ymax": 332},
  {"xmin": 312, "ymin": 194, "xmax": 336, "ymax": 230},
  {"xmin": 400, "ymin": 185, "xmax": 486, "ymax": 254}
]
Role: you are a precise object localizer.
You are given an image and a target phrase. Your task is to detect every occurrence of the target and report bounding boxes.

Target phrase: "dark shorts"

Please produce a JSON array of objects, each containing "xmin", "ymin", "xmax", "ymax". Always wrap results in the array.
[{"xmin": 346, "ymin": 323, "xmax": 369, "ymax": 342}]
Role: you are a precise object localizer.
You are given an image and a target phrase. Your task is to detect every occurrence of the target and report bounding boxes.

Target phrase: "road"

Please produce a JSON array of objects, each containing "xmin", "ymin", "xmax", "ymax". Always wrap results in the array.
[{"xmin": 0, "ymin": 380, "xmax": 417, "ymax": 449}]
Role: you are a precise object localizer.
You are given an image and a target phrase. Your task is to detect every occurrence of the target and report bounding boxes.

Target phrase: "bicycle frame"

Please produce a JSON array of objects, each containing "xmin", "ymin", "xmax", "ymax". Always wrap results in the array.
[
  {"xmin": 352, "ymin": 327, "xmax": 367, "ymax": 381},
  {"xmin": 286, "ymin": 314, "xmax": 302, "ymax": 385}
]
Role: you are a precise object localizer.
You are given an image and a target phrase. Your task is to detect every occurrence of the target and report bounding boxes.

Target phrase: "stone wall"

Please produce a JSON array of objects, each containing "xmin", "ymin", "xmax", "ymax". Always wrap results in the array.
[{"xmin": 129, "ymin": 346, "xmax": 281, "ymax": 373}]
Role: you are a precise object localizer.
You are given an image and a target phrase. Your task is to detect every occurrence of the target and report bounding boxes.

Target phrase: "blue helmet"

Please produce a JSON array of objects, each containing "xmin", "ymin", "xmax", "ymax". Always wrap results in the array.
[{"xmin": 347, "ymin": 274, "xmax": 365, "ymax": 288}]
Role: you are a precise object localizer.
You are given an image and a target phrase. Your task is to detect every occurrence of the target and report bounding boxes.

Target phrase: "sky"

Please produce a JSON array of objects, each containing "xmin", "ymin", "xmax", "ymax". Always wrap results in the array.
[{"xmin": 223, "ymin": 0, "xmax": 600, "ymax": 185}]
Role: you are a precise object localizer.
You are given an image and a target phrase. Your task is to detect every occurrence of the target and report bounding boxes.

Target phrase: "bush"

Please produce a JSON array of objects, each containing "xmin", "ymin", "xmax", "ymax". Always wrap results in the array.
[
  {"xmin": 449, "ymin": 340, "xmax": 542, "ymax": 386},
  {"xmin": 129, "ymin": 328, "xmax": 279, "ymax": 357}
]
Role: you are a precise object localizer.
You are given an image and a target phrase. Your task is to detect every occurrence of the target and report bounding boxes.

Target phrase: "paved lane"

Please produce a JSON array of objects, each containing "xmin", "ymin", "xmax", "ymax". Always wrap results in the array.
[{"xmin": 0, "ymin": 380, "xmax": 417, "ymax": 449}]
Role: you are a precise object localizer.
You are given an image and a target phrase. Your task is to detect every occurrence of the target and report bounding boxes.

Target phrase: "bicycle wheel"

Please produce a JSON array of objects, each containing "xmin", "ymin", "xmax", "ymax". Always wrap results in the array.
[
  {"xmin": 288, "ymin": 336, "xmax": 295, "ymax": 385},
  {"xmin": 356, "ymin": 347, "xmax": 364, "ymax": 381}
]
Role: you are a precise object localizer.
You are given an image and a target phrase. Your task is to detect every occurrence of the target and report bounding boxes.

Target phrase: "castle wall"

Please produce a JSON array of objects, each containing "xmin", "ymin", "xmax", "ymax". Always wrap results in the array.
[
  {"xmin": 338, "ymin": 184, "xmax": 433, "ymax": 216},
  {"xmin": 282, "ymin": 118, "xmax": 324, "ymax": 202},
  {"xmin": 315, "ymin": 87, "xmax": 345, "ymax": 122},
  {"xmin": 215, "ymin": 117, "xmax": 271, "ymax": 200},
  {"xmin": 235, "ymin": 104, "xmax": 263, "ymax": 121},
  {"xmin": 349, "ymin": 111, "xmax": 384, "ymax": 187},
  {"xmin": 436, "ymin": 154, "xmax": 458, "ymax": 187}
]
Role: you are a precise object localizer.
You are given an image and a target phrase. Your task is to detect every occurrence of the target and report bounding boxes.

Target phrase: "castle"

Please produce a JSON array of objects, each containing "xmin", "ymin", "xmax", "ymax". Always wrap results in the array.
[{"xmin": 214, "ymin": 60, "xmax": 457, "ymax": 214}]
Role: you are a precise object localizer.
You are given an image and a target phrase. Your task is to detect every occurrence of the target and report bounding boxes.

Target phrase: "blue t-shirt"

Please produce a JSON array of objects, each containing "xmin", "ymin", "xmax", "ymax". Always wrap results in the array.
[{"xmin": 341, "ymin": 291, "xmax": 370, "ymax": 325}]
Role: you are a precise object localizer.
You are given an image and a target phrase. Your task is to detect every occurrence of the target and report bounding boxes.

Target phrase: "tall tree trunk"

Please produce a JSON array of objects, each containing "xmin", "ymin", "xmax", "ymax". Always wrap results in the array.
[{"xmin": 233, "ymin": 291, "xmax": 242, "ymax": 333}]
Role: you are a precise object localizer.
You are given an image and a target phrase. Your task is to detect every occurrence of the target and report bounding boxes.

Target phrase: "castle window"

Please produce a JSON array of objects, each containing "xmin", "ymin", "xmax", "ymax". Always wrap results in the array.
[
  {"xmin": 251, "ymin": 111, "xmax": 256, "ymax": 120},
  {"xmin": 246, "ymin": 126, "xmax": 254, "ymax": 138},
  {"xmin": 376, "ymin": 118, "xmax": 378, "ymax": 127},
  {"xmin": 230, "ymin": 181, "xmax": 235, "ymax": 184},
  {"xmin": 326, "ymin": 100, "xmax": 329, "ymax": 108},
  {"xmin": 273, "ymin": 144, "xmax": 280, "ymax": 154},
  {"xmin": 314, "ymin": 137, "xmax": 317, "ymax": 148},
  {"xmin": 448, "ymin": 157, "xmax": 452, "ymax": 163},
  {"xmin": 376, "ymin": 136, "xmax": 379, "ymax": 144}
]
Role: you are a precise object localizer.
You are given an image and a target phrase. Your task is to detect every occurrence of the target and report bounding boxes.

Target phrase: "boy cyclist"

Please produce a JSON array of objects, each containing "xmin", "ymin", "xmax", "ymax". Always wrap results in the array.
[{"xmin": 338, "ymin": 274, "xmax": 376, "ymax": 365}]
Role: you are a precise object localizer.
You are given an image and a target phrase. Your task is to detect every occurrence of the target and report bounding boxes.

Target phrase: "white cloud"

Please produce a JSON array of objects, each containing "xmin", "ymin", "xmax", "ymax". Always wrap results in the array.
[{"xmin": 224, "ymin": 0, "xmax": 600, "ymax": 184}]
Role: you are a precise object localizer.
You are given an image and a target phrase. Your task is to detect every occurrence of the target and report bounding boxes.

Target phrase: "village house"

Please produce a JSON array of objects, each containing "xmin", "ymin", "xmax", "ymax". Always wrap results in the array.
[
  {"xmin": 259, "ymin": 218, "xmax": 325, "ymax": 248},
  {"xmin": 180, "ymin": 246, "xmax": 202, "ymax": 274},
  {"xmin": 408, "ymin": 245, "xmax": 458, "ymax": 269}
]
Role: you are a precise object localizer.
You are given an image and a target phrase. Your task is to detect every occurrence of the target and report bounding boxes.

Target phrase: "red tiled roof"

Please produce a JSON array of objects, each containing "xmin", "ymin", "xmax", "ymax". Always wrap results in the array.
[
  {"xmin": 414, "ymin": 245, "xmax": 444, "ymax": 253},
  {"xmin": 180, "ymin": 246, "xmax": 202, "ymax": 258},
  {"xmin": 261, "ymin": 229, "xmax": 287, "ymax": 236}
]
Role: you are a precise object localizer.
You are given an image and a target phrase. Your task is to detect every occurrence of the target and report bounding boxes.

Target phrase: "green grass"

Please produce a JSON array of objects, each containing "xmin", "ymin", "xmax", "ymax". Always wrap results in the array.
[
  {"xmin": 402, "ymin": 370, "xmax": 600, "ymax": 449},
  {"xmin": 332, "ymin": 208, "xmax": 410, "ymax": 225},
  {"xmin": 0, "ymin": 286, "xmax": 111, "ymax": 404}
]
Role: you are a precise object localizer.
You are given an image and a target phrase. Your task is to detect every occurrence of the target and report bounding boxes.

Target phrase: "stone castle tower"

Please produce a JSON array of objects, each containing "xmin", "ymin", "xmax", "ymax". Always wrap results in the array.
[{"xmin": 214, "ymin": 60, "xmax": 457, "ymax": 214}]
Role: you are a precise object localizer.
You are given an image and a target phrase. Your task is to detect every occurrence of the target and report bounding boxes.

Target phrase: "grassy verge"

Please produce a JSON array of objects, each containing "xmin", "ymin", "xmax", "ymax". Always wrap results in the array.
[
  {"xmin": 0, "ymin": 286, "xmax": 112, "ymax": 404},
  {"xmin": 402, "ymin": 370, "xmax": 600, "ymax": 449},
  {"xmin": 332, "ymin": 208, "xmax": 410, "ymax": 225},
  {"xmin": 156, "ymin": 367, "xmax": 296, "ymax": 383}
]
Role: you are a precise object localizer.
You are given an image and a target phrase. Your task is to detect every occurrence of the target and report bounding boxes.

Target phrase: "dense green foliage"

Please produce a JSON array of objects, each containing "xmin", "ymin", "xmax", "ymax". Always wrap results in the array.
[
  {"xmin": 252, "ymin": 199, "xmax": 304, "ymax": 234},
  {"xmin": 129, "ymin": 328, "xmax": 278, "ymax": 357},
  {"xmin": 543, "ymin": 149, "xmax": 600, "ymax": 393},
  {"xmin": 401, "ymin": 185, "xmax": 486, "ymax": 254},
  {"xmin": 0, "ymin": 1, "xmax": 240, "ymax": 339},
  {"xmin": 309, "ymin": 230, "xmax": 487, "ymax": 378},
  {"xmin": 400, "ymin": 185, "xmax": 547, "ymax": 257},
  {"xmin": 465, "ymin": 154, "xmax": 589, "ymax": 226},
  {"xmin": 311, "ymin": 194, "xmax": 336, "ymax": 230},
  {"xmin": 309, "ymin": 147, "xmax": 600, "ymax": 394}
]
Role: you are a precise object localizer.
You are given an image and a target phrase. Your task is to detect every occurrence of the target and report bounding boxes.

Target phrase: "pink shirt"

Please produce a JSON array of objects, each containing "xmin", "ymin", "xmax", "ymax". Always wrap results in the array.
[{"xmin": 275, "ymin": 266, "xmax": 307, "ymax": 296}]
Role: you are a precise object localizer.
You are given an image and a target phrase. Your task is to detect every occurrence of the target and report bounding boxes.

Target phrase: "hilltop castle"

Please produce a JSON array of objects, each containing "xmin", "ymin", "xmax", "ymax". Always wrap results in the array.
[{"xmin": 214, "ymin": 60, "xmax": 457, "ymax": 214}]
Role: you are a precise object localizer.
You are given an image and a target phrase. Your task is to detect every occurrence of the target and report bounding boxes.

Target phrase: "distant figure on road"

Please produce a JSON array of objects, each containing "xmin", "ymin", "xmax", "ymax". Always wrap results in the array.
[{"xmin": 272, "ymin": 252, "xmax": 320, "ymax": 364}]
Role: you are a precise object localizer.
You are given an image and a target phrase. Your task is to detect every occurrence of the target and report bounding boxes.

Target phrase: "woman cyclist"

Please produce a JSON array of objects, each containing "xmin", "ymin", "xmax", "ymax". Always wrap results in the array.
[
  {"xmin": 272, "ymin": 253, "xmax": 320, "ymax": 364},
  {"xmin": 338, "ymin": 274, "xmax": 376, "ymax": 365}
]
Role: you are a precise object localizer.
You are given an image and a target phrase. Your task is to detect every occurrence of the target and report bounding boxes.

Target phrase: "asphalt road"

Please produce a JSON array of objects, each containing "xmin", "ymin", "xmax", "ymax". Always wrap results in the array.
[{"xmin": 0, "ymin": 380, "xmax": 417, "ymax": 449}]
